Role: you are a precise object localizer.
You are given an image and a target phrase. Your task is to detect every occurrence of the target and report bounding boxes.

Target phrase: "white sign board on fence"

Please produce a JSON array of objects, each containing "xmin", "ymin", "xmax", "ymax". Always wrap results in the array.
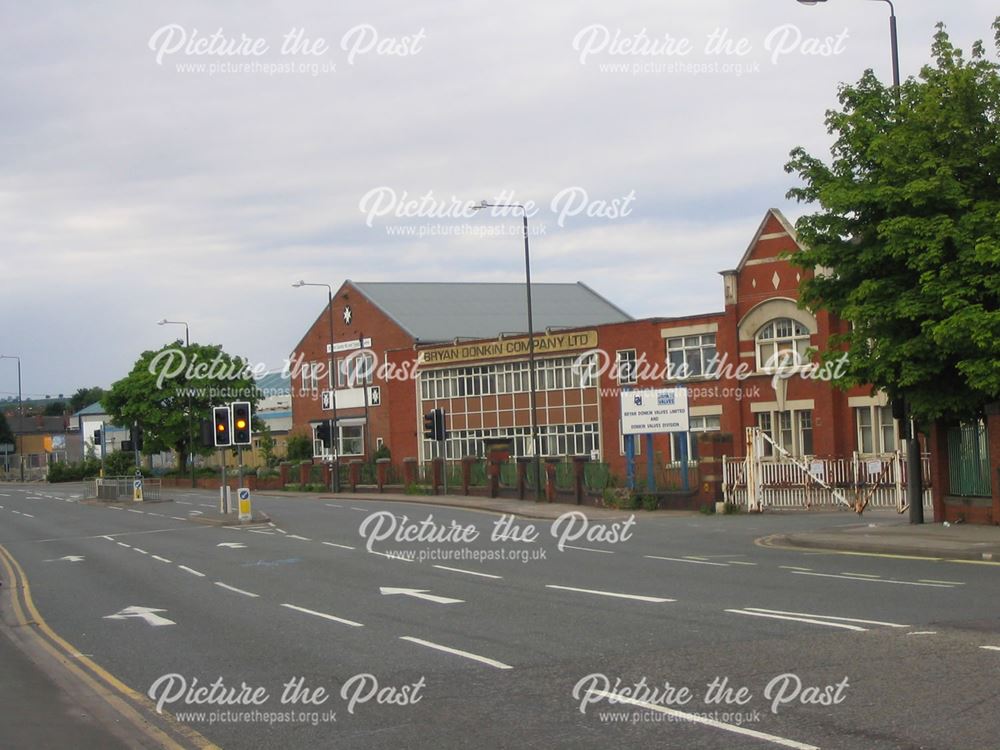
[{"xmin": 620, "ymin": 388, "xmax": 689, "ymax": 435}]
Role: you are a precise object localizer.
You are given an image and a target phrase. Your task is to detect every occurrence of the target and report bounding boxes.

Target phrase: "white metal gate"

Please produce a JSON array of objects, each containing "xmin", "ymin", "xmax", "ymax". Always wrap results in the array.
[{"xmin": 724, "ymin": 427, "xmax": 932, "ymax": 513}]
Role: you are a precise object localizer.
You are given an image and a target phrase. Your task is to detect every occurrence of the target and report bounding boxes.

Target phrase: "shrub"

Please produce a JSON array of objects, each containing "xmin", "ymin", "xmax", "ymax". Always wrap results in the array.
[
  {"xmin": 641, "ymin": 494, "xmax": 659, "ymax": 511},
  {"xmin": 286, "ymin": 433, "xmax": 313, "ymax": 461},
  {"xmin": 723, "ymin": 501, "xmax": 743, "ymax": 515},
  {"xmin": 48, "ymin": 458, "xmax": 102, "ymax": 483},
  {"xmin": 602, "ymin": 487, "xmax": 641, "ymax": 510},
  {"xmin": 105, "ymin": 451, "xmax": 139, "ymax": 477},
  {"xmin": 404, "ymin": 483, "xmax": 433, "ymax": 496}
]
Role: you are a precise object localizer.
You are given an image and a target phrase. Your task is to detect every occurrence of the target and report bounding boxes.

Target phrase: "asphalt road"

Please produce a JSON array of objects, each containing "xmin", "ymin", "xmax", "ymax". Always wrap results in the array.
[{"xmin": 1, "ymin": 481, "xmax": 998, "ymax": 749}]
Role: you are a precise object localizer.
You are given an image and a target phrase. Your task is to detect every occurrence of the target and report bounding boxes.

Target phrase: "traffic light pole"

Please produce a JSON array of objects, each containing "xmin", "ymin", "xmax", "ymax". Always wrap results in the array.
[{"xmin": 219, "ymin": 447, "xmax": 228, "ymax": 513}]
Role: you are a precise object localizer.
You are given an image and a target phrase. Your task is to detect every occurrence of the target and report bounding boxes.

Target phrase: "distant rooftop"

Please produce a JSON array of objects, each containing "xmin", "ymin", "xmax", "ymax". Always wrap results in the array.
[{"xmin": 350, "ymin": 281, "xmax": 633, "ymax": 342}]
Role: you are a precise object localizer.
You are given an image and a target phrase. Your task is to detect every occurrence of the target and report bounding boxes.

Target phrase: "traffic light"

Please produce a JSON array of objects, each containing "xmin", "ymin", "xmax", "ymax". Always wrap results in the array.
[
  {"xmin": 133, "ymin": 425, "xmax": 144, "ymax": 452},
  {"xmin": 232, "ymin": 401, "xmax": 252, "ymax": 445},
  {"xmin": 434, "ymin": 408, "xmax": 447, "ymax": 442},
  {"xmin": 423, "ymin": 408, "xmax": 446, "ymax": 441},
  {"xmin": 213, "ymin": 406, "xmax": 232, "ymax": 447},
  {"xmin": 200, "ymin": 419, "xmax": 215, "ymax": 448}
]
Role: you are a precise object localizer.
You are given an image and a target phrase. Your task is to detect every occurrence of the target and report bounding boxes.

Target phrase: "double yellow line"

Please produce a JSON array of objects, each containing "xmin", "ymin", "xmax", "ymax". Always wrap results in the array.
[{"xmin": 0, "ymin": 544, "xmax": 219, "ymax": 750}]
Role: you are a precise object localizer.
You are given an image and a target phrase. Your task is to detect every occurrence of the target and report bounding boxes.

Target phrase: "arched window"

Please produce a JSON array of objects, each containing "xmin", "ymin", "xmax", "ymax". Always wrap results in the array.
[{"xmin": 756, "ymin": 318, "xmax": 810, "ymax": 371}]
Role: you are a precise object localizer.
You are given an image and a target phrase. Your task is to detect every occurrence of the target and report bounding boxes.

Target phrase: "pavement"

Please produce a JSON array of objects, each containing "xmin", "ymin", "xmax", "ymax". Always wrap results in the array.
[
  {"xmin": 764, "ymin": 517, "xmax": 1000, "ymax": 561},
  {"xmin": 0, "ymin": 617, "xmax": 130, "ymax": 749}
]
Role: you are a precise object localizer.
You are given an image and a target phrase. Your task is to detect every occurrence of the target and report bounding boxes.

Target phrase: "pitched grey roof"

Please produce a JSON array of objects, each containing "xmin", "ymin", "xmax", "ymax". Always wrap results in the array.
[{"xmin": 350, "ymin": 281, "xmax": 632, "ymax": 342}]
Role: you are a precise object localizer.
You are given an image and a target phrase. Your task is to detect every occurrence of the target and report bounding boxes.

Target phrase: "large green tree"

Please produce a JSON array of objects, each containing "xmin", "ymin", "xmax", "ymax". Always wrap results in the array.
[
  {"xmin": 105, "ymin": 342, "xmax": 260, "ymax": 471},
  {"xmin": 785, "ymin": 21, "xmax": 1000, "ymax": 422},
  {"xmin": 0, "ymin": 411, "xmax": 13, "ymax": 445}
]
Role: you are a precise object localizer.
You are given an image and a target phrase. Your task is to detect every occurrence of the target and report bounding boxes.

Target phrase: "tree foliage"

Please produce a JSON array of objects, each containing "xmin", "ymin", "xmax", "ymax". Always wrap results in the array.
[
  {"xmin": 0, "ymin": 411, "xmax": 13, "ymax": 445},
  {"xmin": 69, "ymin": 387, "xmax": 106, "ymax": 414},
  {"xmin": 104, "ymin": 342, "xmax": 260, "ymax": 471},
  {"xmin": 786, "ymin": 20, "xmax": 1000, "ymax": 422}
]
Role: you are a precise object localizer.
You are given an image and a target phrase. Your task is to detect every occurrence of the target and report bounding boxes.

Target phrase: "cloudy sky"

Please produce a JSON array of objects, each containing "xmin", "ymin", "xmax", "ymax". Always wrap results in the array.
[{"xmin": 2, "ymin": 1, "xmax": 997, "ymax": 398}]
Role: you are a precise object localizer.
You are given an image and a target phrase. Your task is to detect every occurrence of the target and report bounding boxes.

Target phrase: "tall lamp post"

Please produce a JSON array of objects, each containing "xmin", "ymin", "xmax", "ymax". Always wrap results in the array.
[
  {"xmin": 472, "ymin": 201, "xmax": 543, "ymax": 501},
  {"xmin": 157, "ymin": 319, "xmax": 194, "ymax": 485},
  {"xmin": 797, "ymin": 0, "xmax": 920, "ymax": 521},
  {"xmin": 293, "ymin": 281, "xmax": 340, "ymax": 492},
  {"xmin": 797, "ymin": 0, "xmax": 900, "ymax": 92},
  {"xmin": 0, "ymin": 354, "xmax": 23, "ymax": 481}
]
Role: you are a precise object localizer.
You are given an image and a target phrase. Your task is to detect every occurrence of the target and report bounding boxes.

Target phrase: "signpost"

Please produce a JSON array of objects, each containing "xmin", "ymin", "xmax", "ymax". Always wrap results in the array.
[
  {"xmin": 237, "ymin": 487, "xmax": 252, "ymax": 522},
  {"xmin": 133, "ymin": 469, "xmax": 144, "ymax": 502},
  {"xmin": 620, "ymin": 387, "xmax": 690, "ymax": 492}
]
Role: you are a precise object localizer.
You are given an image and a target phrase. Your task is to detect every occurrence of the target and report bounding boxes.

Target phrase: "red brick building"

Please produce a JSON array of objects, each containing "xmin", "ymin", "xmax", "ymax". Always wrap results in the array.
[{"xmin": 290, "ymin": 209, "xmax": 908, "ymax": 482}]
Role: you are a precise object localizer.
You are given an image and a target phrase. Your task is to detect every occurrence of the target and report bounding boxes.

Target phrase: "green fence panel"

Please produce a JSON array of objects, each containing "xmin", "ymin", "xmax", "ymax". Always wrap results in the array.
[
  {"xmin": 498, "ymin": 462, "xmax": 518, "ymax": 487},
  {"xmin": 554, "ymin": 462, "xmax": 575, "ymax": 490},
  {"xmin": 947, "ymin": 422, "xmax": 991, "ymax": 497},
  {"xmin": 583, "ymin": 463, "xmax": 611, "ymax": 491}
]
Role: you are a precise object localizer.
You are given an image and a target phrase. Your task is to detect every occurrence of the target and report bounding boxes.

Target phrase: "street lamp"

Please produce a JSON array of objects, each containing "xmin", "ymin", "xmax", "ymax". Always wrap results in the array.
[
  {"xmin": 293, "ymin": 281, "xmax": 341, "ymax": 492},
  {"xmin": 471, "ymin": 200, "xmax": 543, "ymax": 501},
  {"xmin": 0, "ymin": 354, "xmax": 23, "ymax": 481},
  {"xmin": 797, "ymin": 0, "xmax": 918, "ymax": 522},
  {"xmin": 796, "ymin": 0, "xmax": 900, "ymax": 92},
  {"xmin": 158, "ymin": 319, "xmax": 195, "ymax": 485}
]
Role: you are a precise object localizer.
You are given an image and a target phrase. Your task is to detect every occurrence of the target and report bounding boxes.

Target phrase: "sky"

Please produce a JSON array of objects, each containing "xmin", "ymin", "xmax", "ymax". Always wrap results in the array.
[{"xmin": 1, "ymin": 1, "xmax": 997, "ymax": 399}]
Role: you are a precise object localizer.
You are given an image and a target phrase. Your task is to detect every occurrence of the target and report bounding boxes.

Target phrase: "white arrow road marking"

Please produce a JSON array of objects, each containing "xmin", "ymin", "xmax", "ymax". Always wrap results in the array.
[
  {"xmin": 545, "ymin": 585, "xmax": 674, "ymax": 603},
  {"xmin": 44, "ymin": 555, "xmax": 85, "ymax": 563},
  {"xmin": 281, "ymin": 603, "xmax": 364, "ymax": 628},
  {"xmin": 585, "ymin": 689, "xmax": 818, "ymax": 750},
  {"xmin": 217, "ymin": 542, "xmax": 247, "ymax": 549},
  {"xmin": 104, "ymin": 606, "xmax": 175, "ymax": 627},
  {"xmin": 380, "ymin": 587, "xmax": 464, "ymax": 604}
]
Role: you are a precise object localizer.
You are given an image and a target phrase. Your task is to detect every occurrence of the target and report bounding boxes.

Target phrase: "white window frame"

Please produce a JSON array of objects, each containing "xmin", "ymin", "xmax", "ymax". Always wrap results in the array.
[
  {"xmin": 616, "ymin": 349, "xmax": 637, "ymax": 385},
  {"xmin": 665, "ymin": 334, "xmax": 718, "ymax": 380},
  {"xmin": 755, "ymin": 318, "xmax": 811, "ymax": 372},
  {"xmin": 668, "ymin": 414, "xmax": 720, "ymax": 461},
  {"xmin": 855, "ymin": 405, "xmax": 898, "ymax": 455},
  {"xmin": 756, "ymin": 408, "xmax": 814, "ymax": 458}
]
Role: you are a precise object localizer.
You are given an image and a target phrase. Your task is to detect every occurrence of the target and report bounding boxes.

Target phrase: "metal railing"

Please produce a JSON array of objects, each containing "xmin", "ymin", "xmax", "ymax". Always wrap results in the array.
[{"xmin": 92, "ymin": 476, "xmax": 161, "ymax": 501}]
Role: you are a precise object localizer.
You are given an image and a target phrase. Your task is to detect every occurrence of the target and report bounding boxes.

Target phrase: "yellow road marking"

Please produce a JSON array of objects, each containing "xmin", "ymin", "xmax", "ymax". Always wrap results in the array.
[{"xmin": 0, "ymin": 544, "xmax": 218, "ymax": 749}]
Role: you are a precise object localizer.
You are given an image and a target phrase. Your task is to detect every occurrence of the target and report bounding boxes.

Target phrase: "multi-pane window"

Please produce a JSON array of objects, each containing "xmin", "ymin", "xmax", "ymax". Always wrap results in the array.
[
  {"xmin": 756, "ymin": 409, "xmax": 814, "ymax": 458},
  {"xmin": 616, "ymin": 350, "xmax": 637, "ymax": 384},
  {"xmin": 426, "ymin": 424, "xmax": 600, "ymax": 463},
  {"xmin": 312, "ymin": 423, "xmax": 364, "ymax": 457},
  {"xmin": 338, "ymin": 351, "xmax": 374, "ymax": 387},
  {"xmin": 666, "ymin": 334, "xmax": 718, "ymax": 379},
  {"xmin": 418, "ymin": 355, "xmax": 597, "ymax": 400},
  {"xmin": 755, "ymin": 319, "xmax": 810, "ymax": 371},
  {"xmin": 856, "ymin": 405, "xmax": 897, "ymax": 454},
  {"xmin": 669, "ymin": 414, "xmax": 721, "ymax": 461},
  {"xmin": 301, "ymin": 362, "xmax": 321, "ymax": 394}
]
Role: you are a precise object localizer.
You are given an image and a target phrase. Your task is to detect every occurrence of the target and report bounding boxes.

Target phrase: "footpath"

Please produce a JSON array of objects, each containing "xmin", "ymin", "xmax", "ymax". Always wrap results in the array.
[{"xmin": 766, "ymin": 518, "xmax": 1000, "ymax": 562}]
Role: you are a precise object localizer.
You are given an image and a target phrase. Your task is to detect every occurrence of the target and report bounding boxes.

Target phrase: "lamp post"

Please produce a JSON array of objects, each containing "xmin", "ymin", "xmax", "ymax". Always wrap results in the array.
[
  {"xmin": 293, "ymin": 281, "xmax": 340, "ymax": 492},
  {"xmin": 797, "ymin": 0, "xmax": 919, "ymax": 521},
  {"xmin": 0, "ymin": 354, "xmax": 23, "ymax": 481},
  {"xmin": 157, "ymin": 319, "xmax": 194, "ymax": 485},
  {"xmin": 472, "ymin": 201, "xmax": 543, "ymax": 501},
  {"xmin": 797, "ymin": 0, "xmax": 900, "ymax": 93}
]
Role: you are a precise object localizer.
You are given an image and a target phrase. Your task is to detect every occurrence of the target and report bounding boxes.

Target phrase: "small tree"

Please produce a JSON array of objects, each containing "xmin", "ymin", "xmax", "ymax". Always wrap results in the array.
[
  {"xmin": 286, "ymin": 431, "xmax": 313, "ymax": 461},
  {"xmin": 258, "ymin": 423, "xmax": 278, "ymax": 468}
]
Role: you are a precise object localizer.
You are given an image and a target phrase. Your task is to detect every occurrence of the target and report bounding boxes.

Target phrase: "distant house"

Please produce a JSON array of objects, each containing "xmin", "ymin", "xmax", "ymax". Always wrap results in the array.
[
  {"xmin": 73, "ymin": 402, "xmax": 130, "ymax": 460},
  {"xmin": 7, "ymin": 414, "xmax": 70, "ymax": 475}
]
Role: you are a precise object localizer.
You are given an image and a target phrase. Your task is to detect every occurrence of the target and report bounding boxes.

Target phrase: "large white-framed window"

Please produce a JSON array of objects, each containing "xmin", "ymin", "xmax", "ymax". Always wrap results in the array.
[
  {"xmin": 312, "ymin": 423, "xmax": 365, "ymax": 457},
  {"xmin": 338, "ymin": 351, "xmax": 375, "ymax": 387},
  {"xmin": 669, "ymin": 414, "xmax": 721, "ymax": 461},
  {"xmin": 618, "ymin": 420, "xmax": 642, "ymax": 456},
  {"xmin": 616, "ymin": 349, "xmax": 637, "ymax": 385},
  {"xmin": 755, "ymin": 318, "xmax": 810, "ymax": 371},
  {"xmin": 856, "ymin": 405, "xmax": 897, "ymax": 454},
  {"xmin": 425, "ymin": 423, "xmax": 600, "ymax": 463},
  {"xmin": 756, "ymin": 409, "xmax": 814, "ymax": 458},
  {"xmin": 666, "ymin": 334, "xmax": 718, "ymax": 380},
  {"xmin": 417, "ymin": 354, "xmax": 598, "ymax": 400},
  {"xmin": 302, "ymin": 362, "xmax": 321, "ymax": 394}
]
